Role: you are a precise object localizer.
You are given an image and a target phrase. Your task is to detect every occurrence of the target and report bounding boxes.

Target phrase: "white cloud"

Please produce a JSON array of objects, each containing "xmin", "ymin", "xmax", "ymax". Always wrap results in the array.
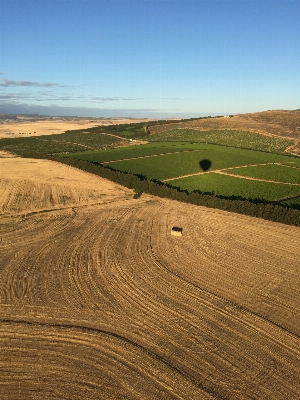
[{"xmin": 0, "ymin": 79, "xmax": 72, "ymax": 88}]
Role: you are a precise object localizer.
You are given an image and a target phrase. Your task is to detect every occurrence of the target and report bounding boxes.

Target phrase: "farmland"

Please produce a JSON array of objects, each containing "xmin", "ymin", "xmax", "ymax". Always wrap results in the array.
[
  {"xmin": 147, "ymin": 109, "xmax": 300, "ymax": 141},
  {"xmin": 146, "ymin": 129, "xmax": 294, "ymax": 154},
  {"xmin": 0, "ymin": 155, "xmax": 132, "ymax": 214},
  {"xmin": 0, "ymin": 130, "xmax": 124, "ymax": 157},
  {"xmin": 224, "ymin": 163, "xmax": 300, "ymax": 184},
  {"xmin": 0, "ymin": 153, "xmax": 300, "ymax": 399},
  {"xmin": 65, "ymin": 142, "xmax": 198, "ymax": 163},
  {"xmin": 169, "ymin": 173, "xmax": 300, "ymax": 201},
  {"xmin": 1, "ymin": 111, "xmax": 300, "ymax": 399},
  {"xmin": 1, "ymin": 115, "xmax": 299, "ymax": 212},
  {"xmin": 0, "ymin": 117, "xmax": 155, "ymax": 139},
  {"xmin": 66, "ymin": 142, "xmax": 300, "ymax": 205}
]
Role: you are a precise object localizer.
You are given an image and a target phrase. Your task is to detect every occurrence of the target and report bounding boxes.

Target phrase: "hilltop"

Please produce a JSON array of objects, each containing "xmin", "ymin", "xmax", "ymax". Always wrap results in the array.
[
  {"xmin": 0, "ymin": 111, "xmax": 300, "ymax": 399},
  {"xmin": 149, "ymin": 109, "xmax": 300, "ymax": 139}
]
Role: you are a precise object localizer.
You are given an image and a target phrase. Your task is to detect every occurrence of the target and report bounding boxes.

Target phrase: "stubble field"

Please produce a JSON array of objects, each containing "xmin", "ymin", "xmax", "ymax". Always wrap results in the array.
[
  {"xmin": 0, "ymin": 118, "xmax": 153, "ymax": 139},
  {"xmin": 0, "ymin": 153, "xmax": 300, "ymax": 399}
]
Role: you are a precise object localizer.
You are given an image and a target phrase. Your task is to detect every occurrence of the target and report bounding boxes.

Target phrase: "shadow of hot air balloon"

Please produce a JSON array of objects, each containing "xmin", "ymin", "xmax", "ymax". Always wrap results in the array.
[{"xmin": 199, "ymin": 159, "xmax": 212, "ymax": 172}]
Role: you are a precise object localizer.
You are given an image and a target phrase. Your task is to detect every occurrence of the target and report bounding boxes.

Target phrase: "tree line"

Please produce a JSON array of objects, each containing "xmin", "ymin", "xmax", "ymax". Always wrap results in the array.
[{"xmin": 45, "ymin": 155, "xmax": 300, "ymax": 227}]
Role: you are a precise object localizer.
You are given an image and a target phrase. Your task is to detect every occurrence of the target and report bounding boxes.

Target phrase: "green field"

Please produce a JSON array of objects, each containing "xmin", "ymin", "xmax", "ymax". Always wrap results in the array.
[
  {"xmin": 64, "ymin": 118, "xmax": 193, "ymax": 139},
  {"xmin": 0, "ymin": 131, "xmax": 122, "ymax": 157},
  {"xmin": 169, "ymin": 174, "xmax": 300, "ymax": 201},
  {"xmin": 228, "ymin": 163, "xmax": 300, "ymax": 184},
  {"xmin": 65, "ymin": 142, "xmax": 201, "ymax": 163},
  {"xmin": 66, "ymin": 141, "xmax": 300, "ymax": 204},
  {"xmin": 102, "ymin": 143, "xmax": 298, "ymax": 179},
  {"xmin": 144, "ymin": 129, "xmax": 294, "ymax": 154},
  {"xmin": 1, "ymin": 121, "xmax": 299, "ymax": 208}
]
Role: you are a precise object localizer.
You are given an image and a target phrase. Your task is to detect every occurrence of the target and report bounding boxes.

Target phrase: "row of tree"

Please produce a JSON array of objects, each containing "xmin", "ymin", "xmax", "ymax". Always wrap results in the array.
[{"xmin": 47, "ymin": 155, "xmax": 300, "ymax": 227}]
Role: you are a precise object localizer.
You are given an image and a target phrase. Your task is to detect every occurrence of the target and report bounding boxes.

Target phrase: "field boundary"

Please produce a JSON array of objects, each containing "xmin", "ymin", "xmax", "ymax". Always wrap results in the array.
[
  {"xmin": 45, "ymin": 156, "xmax": 300, "ymax": 226},
  {"xmin": 102, "ymin": 149, "xmax": 196, "ymax": 164},
  {"xmin": 286, "ymin": 138, "xmax": 300, "ymax": 155},
  {"xmin": 42, "ymin": 138, "xmax": 95, "ymax": 150},
  {"xmin": 163, "ymin": 162, "xmax": 300, "ymax": 186},
  {"xmin": 213, "ymin": 170, "xmax": 300, "ymax": 186},
  {"xmin": 271, "ymin": 194, "xmax": 300, "ymax": 203}
]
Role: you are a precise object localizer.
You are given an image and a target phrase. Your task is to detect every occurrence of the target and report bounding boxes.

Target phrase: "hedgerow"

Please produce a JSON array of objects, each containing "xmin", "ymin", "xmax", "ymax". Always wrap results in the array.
[{"xmin": 46, "ymin": 155, "xmax": 300, "ymax": 227}]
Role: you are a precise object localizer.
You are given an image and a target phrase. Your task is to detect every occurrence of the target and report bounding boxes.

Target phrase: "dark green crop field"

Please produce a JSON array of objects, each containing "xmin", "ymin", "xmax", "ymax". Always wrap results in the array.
[
  {"xmin": 169, "ymin": 174, "xmax": 300, "ymax": 202},
  {"xmin": 102, "ymin": 143, "xmax": 298, "ymax": 178},
  {"xmin": 65, "ymin": 142, "xmax": 200, "ymax": 163},
  {"xmin": 0, "ymin": 131, "xmax": 123, "ymax": 157},
  {"xmin": 227, "ymin": 163, "xmax": 300, "ymax": 184},
  {"xmin": 67, "ymin": 141, "xmax": 300, "ymax": 205},
  {"xmin": 1, "ymin": 121, "xmax": 299, "ymax": 213}
]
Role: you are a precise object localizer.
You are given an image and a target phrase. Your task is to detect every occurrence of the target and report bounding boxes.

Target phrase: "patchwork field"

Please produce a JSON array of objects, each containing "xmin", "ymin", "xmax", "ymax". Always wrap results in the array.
[
  {"xmin": 147, "ymin": 129, "xmax": 295, "ymax": 154},
  {"xmin": 1, "ymin": 112, "xmax": 300, "ymax": 397},
  {"xmin": 0, "ymin": 118, "xmax": 153, "ymax": 138},
  {"xmin": 1, "ymin": 112, "xmax": 299, "ymax": 209},
  {"xmin": 0, "ymin": 154, "xmax": 300, "ymax": 399},
  {"xmin": 67, "ymin": 142, "xmax": 300, "ymax": 204},
  {"xmin": 146, "ymin": 110, "xmax": 300, "ymax": 156}
]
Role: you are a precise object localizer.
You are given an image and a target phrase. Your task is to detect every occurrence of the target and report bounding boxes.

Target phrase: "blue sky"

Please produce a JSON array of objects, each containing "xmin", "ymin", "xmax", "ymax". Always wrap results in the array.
[{"xmin": 0, "ymin": 0, "xmax": 299, "ymax": 117}]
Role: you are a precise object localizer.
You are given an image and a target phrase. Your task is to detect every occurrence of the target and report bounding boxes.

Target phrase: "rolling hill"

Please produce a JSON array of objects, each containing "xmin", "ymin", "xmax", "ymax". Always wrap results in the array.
[
  {"xmin": 149, "ymin": 109, "xmax": 300, "ymax": 139},
  {"xmin": 0, "ymin": 111, "xmax": 300, "ymax": 399}
]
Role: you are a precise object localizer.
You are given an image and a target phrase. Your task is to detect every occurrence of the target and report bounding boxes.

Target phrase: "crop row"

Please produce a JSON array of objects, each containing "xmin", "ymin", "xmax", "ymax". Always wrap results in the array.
[
  {"xmin": 0, "ymin": 132, "xmax": 122, "ymax": 157},
  {"xmin": 66, "ymin": 142, "xmax": 207, "ymax": 163},
  {"xmin": 48, "ymin": 155, "xmax": 300, "ymax": 226},
  {"xmin": 102, "ymin": 144, "xmax": 299, "ymax": 181},
  {"xmin": 81, "ymin": 117, "xmax": 204, "ymax": 138},
  {"xmin": 170, "ymin": 173, "xmax": 300, "ymax": 203},
  {"xmin": 144, "ymin": 129, "xmax": 294, "ymax": 154},
  {"xmin": 227, "ymin": 163, "xmax": 300, "ymax": 184},
  {"xmin": 66, "ymin": 143, "xmax": 300, "ymax": 205}
]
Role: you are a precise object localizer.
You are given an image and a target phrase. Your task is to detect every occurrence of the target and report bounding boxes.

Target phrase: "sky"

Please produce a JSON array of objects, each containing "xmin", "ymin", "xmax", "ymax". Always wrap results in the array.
[{"xmin": 0, "ymin": 0, "xmax": 299, "ymax": 118}]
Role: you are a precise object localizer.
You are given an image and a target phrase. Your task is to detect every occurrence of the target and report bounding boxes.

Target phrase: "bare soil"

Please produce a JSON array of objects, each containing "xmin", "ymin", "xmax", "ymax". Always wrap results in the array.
[
  {"xmin": 0, "ymin": 154, "xmax": 299, "ymax": 399},
  {"xmin": 0, "ymin": 118, "xmax": 154, "ymax": 138}
]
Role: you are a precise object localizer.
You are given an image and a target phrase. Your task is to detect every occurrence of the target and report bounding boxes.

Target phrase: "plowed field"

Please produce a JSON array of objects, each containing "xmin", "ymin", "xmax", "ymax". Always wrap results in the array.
[
  {"xmin": 1, "ymin": 154, "xmax": 299, "ymax": 399},
  {"xmin": 0, "ymin": 152, "xmax": 132, "ymax": 215}
]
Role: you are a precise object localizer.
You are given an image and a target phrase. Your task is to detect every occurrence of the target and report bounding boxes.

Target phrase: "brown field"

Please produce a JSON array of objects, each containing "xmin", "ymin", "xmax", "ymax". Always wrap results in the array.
[
  {"xmin": 0, "ymin": 152, "xmax": 132, "ymax": 215},
  {"xmin": 149, "ymin": 109, "xmax": 300, "ymax": 140},
  {"xmin": 0, "ymin": 118, "xmax": 154, "ymax": 138},
  {"xmin": 1, "ymin": 154, "xmax": 300, "ymax": 399}
]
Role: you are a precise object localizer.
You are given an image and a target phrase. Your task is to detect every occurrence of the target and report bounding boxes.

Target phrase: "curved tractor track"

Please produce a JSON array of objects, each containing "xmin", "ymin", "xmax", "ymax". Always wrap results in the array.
[
  {"xmin": 0, "ymin": 156, "xmax": 132, "ymax": 216},
  {"xmin": 0, "ymin": 157, "xmax": 300, "ymax": 399}
]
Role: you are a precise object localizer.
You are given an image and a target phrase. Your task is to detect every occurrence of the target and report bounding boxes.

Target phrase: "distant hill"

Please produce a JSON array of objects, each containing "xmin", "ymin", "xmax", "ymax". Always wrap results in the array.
[
  {"xmin": 0, "ymin": 114, "xmax": 19, "ymax": 121},
  {"xmin": 149, "ymin": 109, "xmax": 300, "ymax": 140}
]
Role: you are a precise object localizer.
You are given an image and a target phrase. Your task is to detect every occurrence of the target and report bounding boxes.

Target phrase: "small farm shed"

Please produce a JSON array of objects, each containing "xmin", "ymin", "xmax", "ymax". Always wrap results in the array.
[{"xmin": 171, "ymin": 226, "xmax": 183, "ymax": 236}]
